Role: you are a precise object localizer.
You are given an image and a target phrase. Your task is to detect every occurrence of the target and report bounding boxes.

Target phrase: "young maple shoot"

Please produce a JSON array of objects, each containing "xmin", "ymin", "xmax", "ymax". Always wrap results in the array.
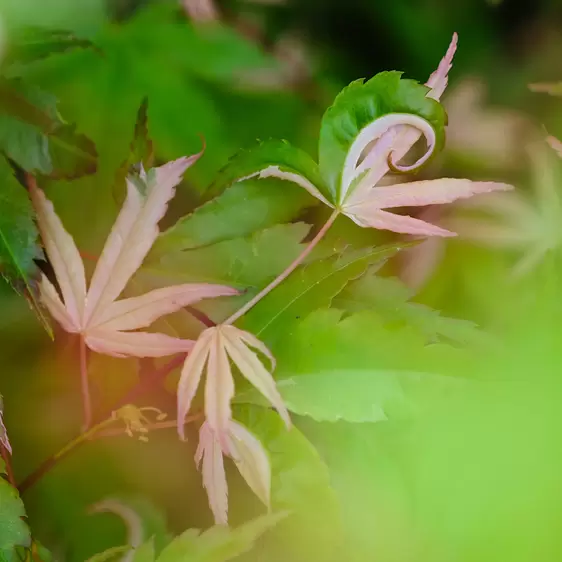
[
  {"xmin": 31, "ymin": 153, "xmax": 238, "ymax": 428},
  {"xmin": 213, "ymin": 33, "xmax": 511, "ymax": 237}
]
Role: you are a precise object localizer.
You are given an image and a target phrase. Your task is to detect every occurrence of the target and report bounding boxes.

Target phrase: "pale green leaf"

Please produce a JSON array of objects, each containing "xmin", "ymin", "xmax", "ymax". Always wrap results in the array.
[
  {"xmin": 149, "ymin": 178, "xmax": 313, "ymax": 259},
  {"xmin": 233, "ymin": 406, "xmax": 342, "ymax": 562},
  {"xmin": 240, "ymin": 243, "xmax": 407, "ymax": 342},
  {"xmin": 86, "ymin": 545, "xmax": 132, "ymax": 562},
  {"xmin": 0, "ymin": 79, "xmax": 97, "ymax": 178},
  {"xmin": 141, "ymin": 223, "xmax": 310, "ymax": 289},
  {"xmin": 334, "ymin": 274, "xmax": 485, "ymax": 345},
  {"xmin": 237, "ymin": 308, "xmax": 468, "ymax": 423},
  {"xmin": 132, "ymin": 539, "xmax": 155, "ymax": 562},
  {"xmin": 156, "ymin": 512, "xmax": 286, "ymax": 562},
  {"xmin": 0, "ymin": 461, "xmax": 31, "ymax": 561}
]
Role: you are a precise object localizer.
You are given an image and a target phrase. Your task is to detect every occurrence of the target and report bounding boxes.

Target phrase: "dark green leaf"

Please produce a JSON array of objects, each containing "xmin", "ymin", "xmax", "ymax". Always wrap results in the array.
[
  {"xmin": 240, "ymin": 243, "xmax": 406, "ymax": 342},
  {"xmin": 208, "ymin": 139, "xmax": 328, "ymax": 200},
  {"xmin": 47, "ymin": 122, "xmax": 98, "ymax": 179},
  {"xmin": 0, "ymin": 81, "xmax": 57, "ymax": 173},
  {"xmin": 234, "ymin": 406, "xmax": 342, "ymax": 562},
  {"xmin": 0, "ymin": 79, "xmax": 97, "ymax": 178},
  {"xmin": 4, "ymin": 27, "xmax": 95, "ymax": 70},
  {"xmin": 318, "ymin": 71, "xmax": 446, "ymax": 200},
  {"xmin": 0, "ymin": 460, "xmax": 31, "ymax": 561},
  {"xmin": 156, "ymin": 512, "xmax": 286, "ymax": 562},
  {"xmin": 115, "ymin": 98, "xmax": 154, "ymax": 192},
  {"xmin": 149, "ymin": 178, "xmax": 314, "ymax": 260},
  {"xmin": 0, "ymin": 157, "xmax": 40, "ymax": 278},
  {"xmin": 0, "ymin": 157, "xmax": 41, "ymax": 287}
]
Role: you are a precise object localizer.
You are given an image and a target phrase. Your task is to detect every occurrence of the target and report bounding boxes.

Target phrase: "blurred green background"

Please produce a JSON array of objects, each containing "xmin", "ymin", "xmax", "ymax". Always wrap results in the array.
[{"xmin": 2, "ymin": 0, "xmax": 562, "ymax": 560}]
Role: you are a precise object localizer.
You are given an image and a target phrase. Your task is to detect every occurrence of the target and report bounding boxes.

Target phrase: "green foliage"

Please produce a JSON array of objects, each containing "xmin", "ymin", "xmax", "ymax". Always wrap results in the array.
[
  {"xmin": 3, "ymin": 27, "xmax": 95, "ymax": 71},
  {"xmin": 86, "ymin": 545, "xmax": 131, "ymax": 562},
  {"xmin": 234, "ymin": 406, "xmax": 342, "ymax": 562},
  {"xmin": 0, "ymin": 79, "xmax": 97, "ymax": 178},
  {"xmin": 0, "ymin": 156, "xmax": 52, "ymax": 335},
  {"xmin": 208, "ymin": 139, "xmax": 328, "ymax": 199},
  {"xmin": 156, "ymin": 512, "xmax": 286, "ymax": 562},
  {"xmin": 237, "ymin": 308, "xmax": 468, "ymax": 423},
  {"xmin": 207, "ymin": 71, "xmax": 446, "ymax": 207},
  {"xmin": 0, "ymin": 157, "xmax": 40, "ymax": 282},
  {"xmin": 22, "ymin": 2, "xmax": 303, "ymax": 190},
  {"xmin": 117, "ymin": 99, "xmax": 154, "ymax": 182},
  {"xmin": 149, "ymin": 178, "xmax": 313, "ymax": 259},
  {"xmin": 0, "ymin": 460, "xmax": 31, "ymax": 561},
  {"xmin": 240, "ymin": 243, "xmax": 406, "ymax": 342},
  {"xmin": 318, "ymin": 71, "xmax": 447, "ymax": 199},
  {"xmin": 90, "ymin": 512, "xmax": 286, "ymax": 562},
  {"xmin": 0, "ymin": 2, "xmax": 546, "ymax": 561},
  {"xmin": 143, "ymin": 223, "xmax": 310, "ymax": 289},
  {"xmin": 334, "ymin": 274, "xmax": 484, "ymax": 345}
]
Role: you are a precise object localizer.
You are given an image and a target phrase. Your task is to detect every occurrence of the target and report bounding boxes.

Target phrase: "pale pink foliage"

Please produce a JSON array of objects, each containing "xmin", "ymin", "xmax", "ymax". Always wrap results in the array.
[
  {"xmin": 32, "ymin": 154, "xmax": 238, "ymax": 357},
  {"xmin": 336, "ymin": 33, "xmax": 513, "ymax": 236},
  {"xmin": 177, "ymin": 325, "xmax": 290, "ymax": 446},
  {"xmin": 234, "ymin": 33, "xmax": 512, "ymax": 237},
  {"xmin": 196, "ymin": 420, "xmax": 271, "ymax": 525}
]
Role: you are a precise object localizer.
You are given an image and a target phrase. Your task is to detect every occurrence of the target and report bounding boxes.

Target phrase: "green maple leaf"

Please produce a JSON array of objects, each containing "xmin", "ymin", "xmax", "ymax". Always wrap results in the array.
[{"xmin": 233, "ymin": 406, "xmax": 342, "ymax": 562}]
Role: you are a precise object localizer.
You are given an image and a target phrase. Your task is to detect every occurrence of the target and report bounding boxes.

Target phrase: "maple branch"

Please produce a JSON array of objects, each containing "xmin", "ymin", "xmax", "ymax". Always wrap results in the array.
[
  {"xmin": 19, "ymin": 412, "xmax": 202, "ymax": 495},
  {"xmin": 97, "ymin": 353, "xmax": 187, "ymax": 424},
  {"xmin": 185, "ymin": 306, "xmax": 216, "ymax": 328},
  {"xmin": 79, "ymin": 336, "xmax": 93, "ymax": 431},
  {"xmin": 224, "ymin": 209, "xmax": 340, "ymax": 324}
]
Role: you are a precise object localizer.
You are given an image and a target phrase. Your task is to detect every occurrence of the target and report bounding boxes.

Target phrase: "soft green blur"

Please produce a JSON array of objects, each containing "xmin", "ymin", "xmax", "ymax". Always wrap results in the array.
[{"xmin": 2, "ymin": 0, "xmax": 562, "ymax": 560}]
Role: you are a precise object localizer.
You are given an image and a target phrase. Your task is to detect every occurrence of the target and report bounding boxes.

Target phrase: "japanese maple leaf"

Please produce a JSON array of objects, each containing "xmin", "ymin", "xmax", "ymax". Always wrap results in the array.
[
  {"xmin": 328, "ymin": 34, "xmax": 512, "ymax": 236},
  {"xmin": 177, "ymin": 324, "xmax": 290, "ymax": 449},
  {"xmin": 240, "ymin": 33, "xmax": 512, "ymax": 237},
  {"xmin": 31, "ymin": 155, "xmax": 238, "ymax": 357}
]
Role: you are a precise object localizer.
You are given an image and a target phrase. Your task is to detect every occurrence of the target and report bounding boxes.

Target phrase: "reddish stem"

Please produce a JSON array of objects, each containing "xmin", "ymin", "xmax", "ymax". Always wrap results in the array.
[{"xmin": 79, "ymin": 337, "xmax": 92, "ymax": 431}]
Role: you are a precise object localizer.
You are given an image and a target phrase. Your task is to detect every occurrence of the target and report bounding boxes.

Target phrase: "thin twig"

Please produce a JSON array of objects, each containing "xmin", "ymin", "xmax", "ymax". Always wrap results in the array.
[
  {"xmin": 94, "ymin": 414, "xmax": 203, "ymax": 439},
  {"xmin": 185, "ymin": 306, "xmax": 216, "ymax": 328},
  {"xmin": 224, "ymin": 209, "xmax": 340, "ymax": 325},
  {"xmin": 19, "ymin": 412, "xmax": 202, "ymax": 495},
  {"xmin": 79, "ymin": 336, "xmax": 92, "ymax": 431},
  {"xmin": 19, "ymin": 418, "xmax": 114, "ymax": 494},
  {"xmin": 96, "ymin": 353, "xmax": 187, "ymax": 424}
]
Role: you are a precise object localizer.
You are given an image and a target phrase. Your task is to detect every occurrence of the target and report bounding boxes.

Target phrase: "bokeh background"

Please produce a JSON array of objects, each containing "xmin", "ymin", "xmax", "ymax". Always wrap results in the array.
[{"xmin": 2, "ymin": 0, "xmax": 562, "ymax": 560}]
